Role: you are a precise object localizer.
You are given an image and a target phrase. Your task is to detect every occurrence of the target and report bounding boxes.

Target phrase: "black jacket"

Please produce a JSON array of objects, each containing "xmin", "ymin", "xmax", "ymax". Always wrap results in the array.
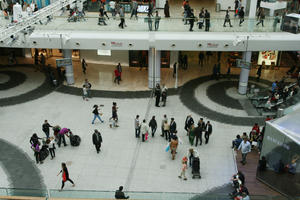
[
  {"xmin": 92, "ymin": 132, "xmax": 102, "ymax": 145},
  {"xmin": 197, "ymin": 121, "xmax": 205, "ymax": 131},
  {"xmin": 205, "ymin": 124, "xmax": 212, "ymax": 134},
  {"xmin": 42, "ymin": 123, "xmax": 52, "ymax": 132},
  {"xmin": 115, "ymin": 190, "xmax": 129, "ymax": 199},
  {"xmin": 170, "ymin": 121, "xmax": 177, "ymax": 133},
  {"xmin": 185, "ymin": 117, "xmax": 194, "ymax": 129},
  {"xmin": 194, "ymin": 126, "xmax": 202, "ymax": 137},
  {"xmin": 149, "ymin": 119, "xmax": 157, "ymax": 128}
]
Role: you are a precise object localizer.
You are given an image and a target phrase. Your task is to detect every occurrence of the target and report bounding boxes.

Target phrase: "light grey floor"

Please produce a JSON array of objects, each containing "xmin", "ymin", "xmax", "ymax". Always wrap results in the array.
[{"xmin": 0, "ymin": 67, "xmax": 250, "ymax": 194}]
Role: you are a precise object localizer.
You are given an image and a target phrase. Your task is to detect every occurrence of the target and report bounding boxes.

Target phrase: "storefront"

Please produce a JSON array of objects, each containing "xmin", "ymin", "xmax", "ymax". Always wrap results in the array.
[
  {"xmin": 129, "ymin": 50, "xmax": 170, "ymax": 68},
  {"xmin": 257, "ymin": 50, "xmax": 278, "ymax": 66}
]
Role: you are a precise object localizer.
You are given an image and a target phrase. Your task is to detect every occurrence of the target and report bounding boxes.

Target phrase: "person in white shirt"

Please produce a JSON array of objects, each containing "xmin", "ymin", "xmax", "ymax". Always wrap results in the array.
[
  {"xmin": 238, "ymin": 138, "xmax": 251, "ymax": 165},
  {"xmin": 109, "ymin": 0, "xmax": 116, "ymax": 18},
  {"xmin": 140, "ymin": 119, "xmax": 149, "ymax": 142}
]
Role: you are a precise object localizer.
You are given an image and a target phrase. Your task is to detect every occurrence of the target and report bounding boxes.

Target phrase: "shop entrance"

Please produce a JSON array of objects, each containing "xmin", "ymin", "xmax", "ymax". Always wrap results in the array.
[{"xmin": 129, "ymin": 50, "xmax": 170, "ymax": 68}]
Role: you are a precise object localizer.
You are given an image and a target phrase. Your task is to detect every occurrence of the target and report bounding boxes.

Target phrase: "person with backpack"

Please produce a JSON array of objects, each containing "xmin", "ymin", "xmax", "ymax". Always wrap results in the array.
[
  {"xmin": 92, "ymin": 129, "xmax": 103, "ymax": 153},
  {"xmin": 57, "ymin": 163, "xmax": 75, "ymax": 190},
  {"xmin": 92, "ymin": 105, "xmax": 104, "ymax": 124}
]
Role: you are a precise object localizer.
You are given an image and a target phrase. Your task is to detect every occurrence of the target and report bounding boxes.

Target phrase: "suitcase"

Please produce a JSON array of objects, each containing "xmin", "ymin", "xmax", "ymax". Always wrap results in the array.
[{"xmin": 192, "ymin": 157, "xmax": 201, "ymax": 179}]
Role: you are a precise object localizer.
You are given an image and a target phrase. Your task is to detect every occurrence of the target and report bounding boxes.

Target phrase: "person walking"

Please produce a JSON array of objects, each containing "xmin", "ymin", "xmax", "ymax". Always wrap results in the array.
[
  {"xmin": 183, "ymin": 55, "xmax": 188, "ymax": 70},
  {"xmin": 154, "ymin": 83, "xmax": 161, "ymax": 107},
  {"xmin": 188, "ymin": 124, "xmax": 196, "ymax": 145},
  {"xmin": 169, "ymin": 118, "xmax": 177, "ymax": 141},
  {"xmin": 83, "ymin": 79, "xmax": 92, "ymax": 98},
  {"xmin": 184, "ymin": 115, "xmax": 194, "ymax": 135},
  {"xmin": 256, "ymin": 8, "xmax": 265, "ymax": 27},
  {"xmin": 114, "ymin": 67, "xmax": 121, "ymax": 84},
  {"xmin": 92, "ymin": 105, "xmax": 104, "ymax": 124},
  {"xmin": 170, "ymin": 135, "xmax": 178, "ymax": 160},
  {"xmin": 163, "ymin": 120, "xmax": 170, "ymax": 141},
  {"xmin": 42, "ymin": 120, "xmax": 52, "ymax": 139},
  {"xmin": 117, "ymin": 63, "xmax": 122, "ymax": 81},
  {"xmin": 82, "ymin": 58, "xmax": 87, "ymax": 74},
  {"xmin": 115, "ymin": 186, "xmax": 129, "ymax": 199},
  {"xmin": 178, "ymin": 157, "xmax": 188, "ymax": 180},
  {"xmin": 198, "ymin": 52, "xmax": 204, "ymax": 67},
  {"xmin": 238, "ymin": 6, "xmax": 245, "ymax": 26},
  {"xmin": 256, "ymin": 64, "xmax": 262, "ymax": 81},
  {"xmin": 204, "ymin": 9, "xmax": 210, "ymax": 32},
  {"xmin": 161, "ymin": 84, "xmax": 167, "ymax": 107},
  {"xmin": 164, "ymin": 0, "xmax": 170, "ymax": 18},
  {"xmin": 32, "ymin": 142, "xmax": 43, "ymax": 164},
  {"xmin": 204, "ymin": 121, "xmax": 212, "ymax": 144},
  {"xmin": 223, "ymin": 7, "xmax": 233, "ymax": 27},
  {"xmin": 140, "ymin": 119, "xmax": 149, "ymax": 142},
  {"xmin": 238, "ymin": 138, "xmax": 251, "ymax": 165},
  {"xmin": 57, "ymin": 163, "xmax": 75, "ymax": 190},
  {"xmin": 198, "ymin": 7, "xmax": 204, "ymax": 29},
  {"xmin": 273, "ymin": 13, "xmax": 280, "ymax": 32},
  {"xmin": 148, "ymin": 0, "xmax": 153, "ymax": 17},
  {"xmin": 173, "ymin": 62, "xmax": 177, "ymax": 78},
  {"xmin": 82, "ymin": 85, "xmax": 88, "ymax": 101},
  {"xmin": 46, "ymin": 137, "xmax": 56, "ymax": 160},
  {"xmin": 189, "ymin": 9, "xmax": 196, "ymax": 31},
  {"xmin": 149, "ymin": 116, "xmax": 157, "ymax": 137},
  {"xmin": 147, "ymin": 13, "xmax": 153, "ymax": 31},
  {"xmin": 110, "ymin": 102, "xmax": 118, "ymax": 122},
  {"xmin": 161, "ymin": 114, "xmax": 168, "ymax": 137},
  {"xmin": 92, "ymin": 129, "xmax": 102, "ymax": 153},
  {"xmin": 118, "ymin": 6, "xmax": 125, "ymax": 29},
  {"xmin": 135, "ymin": 115, "xmax": 140, "ymax": 138},
  {"xmin": 154, "ymin": 11, "xmax": 161, "ymax": 31},
  {"xmin": 109, "ymin": 0, "xmax": 116, "ymax": 18},
  {"xmin": 195, "ymin": 118, "xmax": 205, "ymax": 146},
  {"xmin": 130, "ymin": 0, "xmax": 138, "ymax": 20},
  {"xmin": 40, "ymin": 53, "xmax": 46, "ymax": 70}
]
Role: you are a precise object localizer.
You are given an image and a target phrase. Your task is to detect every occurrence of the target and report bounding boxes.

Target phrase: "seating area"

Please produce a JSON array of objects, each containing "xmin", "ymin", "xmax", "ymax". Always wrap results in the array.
[{"xmin": 247, "ymin": 79, "xmax": 300, "ymax": 116}]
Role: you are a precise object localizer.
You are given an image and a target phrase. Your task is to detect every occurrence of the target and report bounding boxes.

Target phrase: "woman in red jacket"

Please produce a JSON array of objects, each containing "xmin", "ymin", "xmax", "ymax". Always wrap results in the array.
[{"xmin": 57, "ymin": 163, "xmax": 75, "ymax": 190}]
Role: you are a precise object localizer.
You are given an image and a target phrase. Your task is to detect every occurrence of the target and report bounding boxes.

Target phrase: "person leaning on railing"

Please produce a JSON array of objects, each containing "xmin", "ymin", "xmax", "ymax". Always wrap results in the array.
[{"xmin": 115, "ymin": 186, "xmax": 129, "ymax": 199}]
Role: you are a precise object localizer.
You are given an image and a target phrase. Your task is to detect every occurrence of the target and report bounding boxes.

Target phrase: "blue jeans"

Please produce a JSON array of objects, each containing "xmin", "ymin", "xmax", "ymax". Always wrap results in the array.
[{"xmin": 92, "ymin": 114, "xmax": 103, "ymax": 124}]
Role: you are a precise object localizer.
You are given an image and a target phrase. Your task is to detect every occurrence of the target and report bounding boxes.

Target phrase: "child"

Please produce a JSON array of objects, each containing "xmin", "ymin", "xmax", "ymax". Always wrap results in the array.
[
  {"xmin": 46, "ymin": 137, "xmax": 56, "ymax": 160},
  {"xmin": 82, "ymin": 85, "xmax": 88, "ymax": 101},
  {"xmin": 178, "ymin": 157, "xmax": 188, "ymax": 180},
  {"xmin": 109, "ymin": 117, "xmax": 119, "ymax": 128}
]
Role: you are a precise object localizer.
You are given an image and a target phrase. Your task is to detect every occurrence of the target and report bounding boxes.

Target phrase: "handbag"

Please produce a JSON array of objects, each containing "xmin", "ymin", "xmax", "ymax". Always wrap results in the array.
[{"xmin": 165, "ymin": 144, "xmax": 170, "ymax": 152}]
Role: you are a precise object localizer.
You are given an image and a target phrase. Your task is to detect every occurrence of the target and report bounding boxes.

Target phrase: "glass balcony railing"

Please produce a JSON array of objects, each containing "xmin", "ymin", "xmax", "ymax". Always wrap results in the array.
[
  {"xmin": 0, "ymin": 14, "xmax": 285, "ymax": 33},
  {"xmin": 36, "ymin": 16, "xmax": 285, "ymax": 33},
  {"xmin": 0, "ymin": 187, "xmax": 295, "ymax": 200}
]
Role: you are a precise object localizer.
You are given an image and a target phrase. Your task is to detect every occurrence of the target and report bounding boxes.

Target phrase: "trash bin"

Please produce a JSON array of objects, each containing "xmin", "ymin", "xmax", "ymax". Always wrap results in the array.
[
  {"xmin": 216, "ymin": 3, "xmax": 220, "ymax": 12},
  {"xmin": 277, "ymin": 108, "xmax": 284, "ymax": 118}
]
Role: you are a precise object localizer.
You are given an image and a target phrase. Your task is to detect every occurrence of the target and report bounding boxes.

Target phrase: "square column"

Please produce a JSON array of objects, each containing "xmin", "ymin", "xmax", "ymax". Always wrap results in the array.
[
  {"xmin": 238, "ymin": 51, "xmax": 251, "ymax": 95},
  {"xmin": 62, "ymin": 49, "xmax": 75, "ymax": 85},
  {"xmin": 148, "ymin": 48, "xmax": 161, "ymax": 89}
]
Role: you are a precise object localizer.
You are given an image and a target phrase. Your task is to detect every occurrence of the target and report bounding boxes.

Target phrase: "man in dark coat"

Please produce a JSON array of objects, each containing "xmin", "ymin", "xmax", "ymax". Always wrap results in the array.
[
  {"xmin": 169, "ymin": 118, "xmax": 177, "ymax": 141},
  {"xmin": 115, "ymin": 186, "xmax": 129, "ymax": 199},
  {"xmin": 184, "ymin": 115, "xmax": 194, "ymax": 134},
  {"xmin": 154, "ymin": 83, "xmax": 161, "ymax": 107},
  {"xmin": 204, "ymin": 121, "xmax": 212, "ymax": 144},
  {"xmin": 92, "ymin": 129, "xmax": 102, "ymax": 153},
  {"xmin": 195, "ymin": 118, "xmax": 205, "ymax": 146},
  {"xmin": 42, "ymin": 120, "xmax": 52, "ymax": 139}
]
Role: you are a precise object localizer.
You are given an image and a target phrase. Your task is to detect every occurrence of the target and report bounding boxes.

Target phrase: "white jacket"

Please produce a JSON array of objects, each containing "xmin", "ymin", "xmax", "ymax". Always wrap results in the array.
[{"xmin": 140, "ymin": 122, "xmax": 149, "ymax": 134}]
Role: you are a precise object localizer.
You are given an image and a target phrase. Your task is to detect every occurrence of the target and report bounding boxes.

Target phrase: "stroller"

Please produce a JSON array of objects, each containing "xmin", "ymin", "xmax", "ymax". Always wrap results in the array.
[
  {"xmin": 69, "ymin": 131, "xmax": 81, "ymax": 146},
  {"xmin": 52, "ymin": 125, "xmax": 61, "ymax": 141},
  {"xmin": 40, "ymin": 145, "xmax": 49, "ymax": 161},
  {"xmin": 192, "ymin": 157, "xmax": 201, "ymax": 179}
]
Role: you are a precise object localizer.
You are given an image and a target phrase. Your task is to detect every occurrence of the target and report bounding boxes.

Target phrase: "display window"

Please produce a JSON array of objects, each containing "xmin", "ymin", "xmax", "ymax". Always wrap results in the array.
[{"xmin": 258, "ymin": 51, "xmax": 278, "ymax": 66}]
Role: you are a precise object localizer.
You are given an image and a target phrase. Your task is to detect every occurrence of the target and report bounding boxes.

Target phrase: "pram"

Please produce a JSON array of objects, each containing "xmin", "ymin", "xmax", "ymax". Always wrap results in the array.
[
  {"xmin": 40, "ymin": 145, "xmax": 49, "ymax": 161},
  {"xmin": 52, "ymin": 125, "xmax": 61, "ymax": 141},
  {"xmin": 69, "ymin": 131, "xmax": 81, "ymax": 146},
  {"xmin": 192, "ymin": 157, "xmax": 201, "ymax": 179}
]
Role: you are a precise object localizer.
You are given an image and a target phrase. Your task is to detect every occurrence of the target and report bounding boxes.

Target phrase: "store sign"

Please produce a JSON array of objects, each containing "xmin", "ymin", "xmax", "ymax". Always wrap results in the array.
[
  {"xmin": 111, "ymin": 41, "xmax": 122, "ymax": 47},
  {"xmin": 137, "ymin": 5, "xmax": 149, "ymax": 13},
  {"xmin": 236, "ymin": 59, "xmax": 251, "ymax": 70},
  {"xmin": 56, "ymin": 58, "xmax": 72, "ymax": 67},
  {"xmin": 207, "ymin": 43, "xmax": 219, "ymax": 48},
  {"xmin": 97, "ymin": 49, "xmax": 111, "ymax": 56}
]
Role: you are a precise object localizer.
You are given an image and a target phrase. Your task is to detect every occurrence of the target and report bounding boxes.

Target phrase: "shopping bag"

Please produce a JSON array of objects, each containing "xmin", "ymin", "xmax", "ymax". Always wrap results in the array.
[
  {"xmin": 145, "ymin": 132, "xmax": 149, "ymax": 141},
  {"xmin": 165, "ymin": 144, "xmax": 170, "ymax": 152}
]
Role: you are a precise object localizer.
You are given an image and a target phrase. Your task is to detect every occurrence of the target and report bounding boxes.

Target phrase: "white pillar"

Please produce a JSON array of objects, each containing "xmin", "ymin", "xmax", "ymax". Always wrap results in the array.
[
  {"xmin": 238, "ymin": 51, "xmax": 251, "ymax": 95},
  {"xmin": 62, "ymin": 49, "xmax": 75, "ymax": 85},
  {"xmin": 248, "ymin": 0, "xmax": 258, "ymax": 32},
  {"xmin": 148, "ymin": 48, "xmax": 161, "ymax": 89}
]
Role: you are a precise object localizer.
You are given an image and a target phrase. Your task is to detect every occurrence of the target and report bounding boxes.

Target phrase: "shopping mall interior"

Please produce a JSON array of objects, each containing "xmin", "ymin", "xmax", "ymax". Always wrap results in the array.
[{"xmin": 0, "ymin": 0, "xmax": 300, "ymax": 200}]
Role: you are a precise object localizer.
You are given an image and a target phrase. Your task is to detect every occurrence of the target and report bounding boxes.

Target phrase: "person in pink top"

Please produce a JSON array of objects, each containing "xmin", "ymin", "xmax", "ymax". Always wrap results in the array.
[
  {"xmin": 178, "ymin": 157, "xmax": 188, "ymax": 180},
  {"xmin": 58, "ymin": 128, "xmax": 69, "ymax": 147}
]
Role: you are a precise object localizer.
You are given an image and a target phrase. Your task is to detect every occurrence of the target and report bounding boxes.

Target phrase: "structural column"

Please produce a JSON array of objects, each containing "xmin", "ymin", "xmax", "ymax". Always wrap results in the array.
[
  {"xmin": 62, "ymin": 49, "xmax": 75, "ymax": 85},
  {"xmin": 247, "ymin": 0, "xmax": 258, "ymax": 32},
  {"xmin": 148, "ymin": 48, "xmax": 161, "ymax": 89},
  {"xmin": 238, "ymin": 51, "xmax": 251, "ymax": 95}
]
